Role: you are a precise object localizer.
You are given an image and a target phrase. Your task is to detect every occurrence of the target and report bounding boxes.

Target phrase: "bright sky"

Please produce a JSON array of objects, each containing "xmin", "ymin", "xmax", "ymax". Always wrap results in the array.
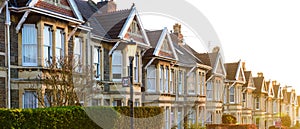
[{"xmin": 112, "ymin": 0, "xmax": 300, "ymax": 95}]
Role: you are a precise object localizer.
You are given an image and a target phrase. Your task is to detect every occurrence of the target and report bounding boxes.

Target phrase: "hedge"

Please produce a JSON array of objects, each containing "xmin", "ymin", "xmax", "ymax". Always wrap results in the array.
[
  {"xmin": 0, "ymin": 106, "xmax": 164, "ymax": 129},
  {"xmin": 207, "ymin": 124, "xmax": 257, "ymax": 129}
]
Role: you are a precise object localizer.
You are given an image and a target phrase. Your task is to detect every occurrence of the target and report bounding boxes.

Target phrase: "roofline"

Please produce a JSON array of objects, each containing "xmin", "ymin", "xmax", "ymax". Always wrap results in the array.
[
  {"xmin": 68, "ymin": 0, "xmax": 84, "ymax": 21},
  {"xmin": 9, "ymin": 7, "xmax": 84, "ymax": 24}
]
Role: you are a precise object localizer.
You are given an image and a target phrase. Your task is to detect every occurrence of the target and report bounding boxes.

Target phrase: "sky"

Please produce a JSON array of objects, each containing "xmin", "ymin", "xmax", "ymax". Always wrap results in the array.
[{"xmin": 109, "ymin": 0, "xmax": 300, "ymax": 95}]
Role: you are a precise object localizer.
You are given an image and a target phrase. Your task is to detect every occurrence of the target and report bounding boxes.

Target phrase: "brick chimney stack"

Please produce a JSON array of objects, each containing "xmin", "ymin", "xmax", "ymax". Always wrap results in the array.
[
  {"xmin": 97, "ymin": 0, "xmax": 117, "ymax": 13},
  {"xmin": 257, "ymin": 72, "xmax": 264, "ymax": 77},
  {"xmin": 173, "ymin": 23, "xmax": 184, "ymax": 45}
]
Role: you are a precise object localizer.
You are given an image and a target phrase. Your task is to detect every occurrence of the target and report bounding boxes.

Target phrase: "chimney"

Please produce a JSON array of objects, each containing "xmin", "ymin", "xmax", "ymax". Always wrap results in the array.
[
  {"xmin": 272, "ymin": 80, "xmax": 277, "ymax": 85},
  {"xmin": 97, "ymin": 0, "xmax": 117, "ymax": 13},
  {"xmin": 212, "ymin": 46, "xmax": 220, "ymax": 53},
  {"xmin": 257, "ymin": 72, "xmax": 263, "ymax": 77},
  {"xmin": 173, "ymin": 23, "xmax": 184, "ymax": 45}
]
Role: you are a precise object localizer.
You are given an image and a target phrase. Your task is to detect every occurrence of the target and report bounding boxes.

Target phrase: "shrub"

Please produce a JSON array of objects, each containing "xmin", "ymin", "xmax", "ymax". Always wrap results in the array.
[
  {"xmin": 0, "ymin": 106, "xmax": 164, "ymax": 129},
  {"xmin": 222, "ymin": 114, "xmax": 237, "ymax": 124},
  {"xmin": 281, "ymin": 115, "xmax": 292, "ymax": 127}
]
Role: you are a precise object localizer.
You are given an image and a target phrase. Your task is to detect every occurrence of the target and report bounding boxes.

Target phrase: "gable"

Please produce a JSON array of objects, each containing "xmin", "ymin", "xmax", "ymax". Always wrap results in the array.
[
  {"xmin": 118, "ymin": 6, "xmax": 150, "ymax": 46},
  {"xmin": 153, "ymin": 28, "xmax": 178, "ymax": 60},
  {"xmin": 215, "ymin": 59, "xmax": 225, "ymax": 75},
  {"xmin": 124, "ymin": 18, "xmax": 147, "ymax": 44},
  {"xmin": 269, "ymin": 85, "xmax": 274, "ymax": 96},
  {"xmin": 35, "ymin": 0, "xmax": 82, "ymax": 20},
  {"xmin": 236, "ymin": 65, "xmax": 245, "ymax": 82}
]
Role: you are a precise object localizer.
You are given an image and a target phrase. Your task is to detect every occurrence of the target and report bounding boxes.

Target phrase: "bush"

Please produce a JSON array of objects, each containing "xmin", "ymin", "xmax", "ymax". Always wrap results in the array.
[
  {"xmin": 222, "ymin": 114, "xmax": 237, "ymax": 124},
  {"xmin": 281, "ymin": 115, "xmax": 292, "ymax": 127},
  {"xmin": 207, "ymin": 124, "xmax": 257, "ymax": 129},
  {"xmin": 0, "ymin": 106, "xmax": 164, "ymax": 129}
]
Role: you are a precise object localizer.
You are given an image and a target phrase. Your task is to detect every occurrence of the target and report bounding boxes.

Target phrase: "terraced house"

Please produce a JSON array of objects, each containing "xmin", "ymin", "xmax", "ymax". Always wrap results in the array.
[{"xmin": 1, "ymin": 0, "xmax": 300, "ymax": 129}]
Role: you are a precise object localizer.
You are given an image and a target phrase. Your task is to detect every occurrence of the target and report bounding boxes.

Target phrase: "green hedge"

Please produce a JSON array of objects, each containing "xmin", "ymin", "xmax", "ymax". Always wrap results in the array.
[{"xmin": 0, "ymin": 106, "xmax": 164, "ymax": 129}]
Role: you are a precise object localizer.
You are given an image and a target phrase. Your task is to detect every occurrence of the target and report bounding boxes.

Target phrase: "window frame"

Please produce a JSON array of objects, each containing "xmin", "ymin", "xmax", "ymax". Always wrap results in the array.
[
  {"xmin": 229, "ymin": 86, "xmax": 235, "ymax": 103},
  {"xmin": 23, "ymin": 90, "xmax": 38, "ymax": 109},
  {"xmin": 22, "ymin": 24, "xmax": 38, "ymax": 66},
  {"xmin": 55, "ymin": 28, "xmax": 65, "ymax": 60},
  {"xmin": 146, "ymin": 65, "xmax": 156, "ymax": 92},
  {"xmin": 93, "ymin": 47, "xmax": 101, "ymax": 80},
  {"xmin": 112, "ymin": 50, "xmax": 123, "ymax": 81}
]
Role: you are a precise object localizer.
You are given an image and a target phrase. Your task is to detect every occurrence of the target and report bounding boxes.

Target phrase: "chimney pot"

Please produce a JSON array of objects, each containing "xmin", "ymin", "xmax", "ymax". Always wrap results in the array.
[{"xmin": 97, "ymin": 0, "xmax": 117, "ymax": 13}]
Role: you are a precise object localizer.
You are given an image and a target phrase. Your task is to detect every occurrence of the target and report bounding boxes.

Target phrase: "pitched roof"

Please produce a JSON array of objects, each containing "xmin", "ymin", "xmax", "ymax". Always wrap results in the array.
[
  {"xmin": 243, "ymin": 71, "xmax": 253, "ymax": 87},
  {"xmin": 273, "ymin": 83, "xmax": 280, "ymax": 98},
  {"xmin": 253, "ymin": 76, "xmax": 264, "ymax": 94},
  {"xmin": 225, "ymin": 62, "xmax": 239, "ymax": 80},
  {"xmin": 146, "ymin": 30, "xmax": 163, "ymax": 47},
  {"xmin": 195, "ymin": 52, "xmax": 218, "ymax": 67},
  {"xmin": 287, "ymin": 92, "xmax": 291, "ymax": 103},
  {"xmin": 74, "ymin": 0, "xmax": 97, "ymax": 20}
]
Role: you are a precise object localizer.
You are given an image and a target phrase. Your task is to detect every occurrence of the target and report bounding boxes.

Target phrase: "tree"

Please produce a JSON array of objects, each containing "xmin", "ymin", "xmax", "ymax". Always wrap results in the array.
[
  {"xmin": 281, "ymin": 115, "xmax": 291, "ymax": 127},
  {"xmin": 35, "ymin": 55, "xmax": 94, "ymax": 107},
  {"xmin": 222, "ymin": 114, "xmax": 237, "ymax": 124}
]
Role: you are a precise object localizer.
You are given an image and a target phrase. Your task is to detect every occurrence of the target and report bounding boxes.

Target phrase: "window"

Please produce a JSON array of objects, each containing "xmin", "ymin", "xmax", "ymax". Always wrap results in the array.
[
  {"xmin": 93, "ymin": 47, "xmax": 101, "ymax": 80},
  {"xmin": 112, "ymin": 50, "xmax": 122, "ymax": 81},
  {"xmin": 23, "ymin": 91, "xmax": 38, "ymax": 109},
  {"xmin": 206, "ymin": 111, "xmax": 212, "ymax": 124},
  {"xmin": 43, "ymin": 25, "xmax": 52, "ymax": 66},
  {"xmin": 207, "ymin": 82, "xmax": 213, "ymax": 100},
  {"xmin": 135, "ymin": 99, "xmax": 140, "ymax": 107},
  {"xmin": 55, "ymin": 28, "xmax": 64, "ymax": 59},
  {"xmin": 229, "ymin": 87, "xmax": 235, "ymax": 103},
  {"xmin": 171, "ymin": 109, "xmax": 174, "ymax": 128},
  {"xmin": 92, "ymin": 99, "xmax": 101, "ymax": 106},
  {"xmin": 216, "ymin": 80, "xmax": 220, "ymax": 100},
  {"xmin": 242, "ymin": 93, "xmax": 246, "ymax": 107},
  {"xmin": 201, "ymin": 73, "xmax": 205, "ymax": 95},
  {"xmin": 130, "ymin": 21, "xmax": 138, "ymax": 34},
  {"xmin": 178, "ymin": 71, "xmax": 183, "ymax": 95},
  {"xmin": 224, "ymin": 87, "xmax": 227, "ymax": 103},
  {"xmin": 170, "ymin": 70, "xmax": 174, "ymax": 94},
  {"xmin": 165, "ymin": 107, "xmax": 170, "ymax": 129},
  {"xmin": 197, "ymin": 72, "xmax": 201, "ymax": 95},
  {"xmin": 188, "ymin": 72, "xmax": 195, "ymax": 94},
  {"xmin": 273, "ymin": 101, "xmax": 277, "ymax": 113},
  {"xmin": 134, "ymin": 54, "xmax": 139, "ymax": 83},
  {"xmin": 74, "ymin": 37, "xmax": 82, "ymax": 65},
  {"xmin": 255, "ymin": 97, "xmax": 260, "ymax": 110},
  {"xmin": 104, "ymin": 99, "xmax": 110, "ymax": 106},
  {"xmin": 159, "ymin": 66, "xmax": 164, "ymax": 92},
  {"xmin": 165, "ymin": 67, "xmax": 169, "ymax": 93},
  {"xmin": 147, "ymin": 66, "xmax": 156, "ymax": 92},
  {"xmin": 177, "ymin": 110, "xmax": 182, "ymax": 129},
  {"xmin": 112, "ymin": 100, "xmax": 122, "ymax": 106},
  {"xmin": 22, "ymin": 24, "xmax": 37, "ymax": 66}
]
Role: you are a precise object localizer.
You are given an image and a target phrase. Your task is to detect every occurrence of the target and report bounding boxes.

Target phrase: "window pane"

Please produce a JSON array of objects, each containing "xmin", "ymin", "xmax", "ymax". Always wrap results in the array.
[
  {"xmin": 23, "ymin": 91, "xmax": 37, "ymax": 109},
  {"xmin": 22, "ymin": 24, "xmax": 37, "ymax": 66},
  {"xmin": 112, "ymin": 50, "xmax": 122, "ymax": 81},
  {"xmin": 147, "ymin": 66, "xmax": 156, "ymax": 92}
]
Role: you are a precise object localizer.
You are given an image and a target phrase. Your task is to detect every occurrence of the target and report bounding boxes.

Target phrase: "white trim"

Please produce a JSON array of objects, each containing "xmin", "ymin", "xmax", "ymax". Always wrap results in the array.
[
  {"xmin": 144, "ymin": 58, "xmax": 156, "ymax": 70},
  {"xmin": 67, "ymin": 0, "xmax": 83, "ymax": 21},
  {"xmin": 212, "ymin": 53, "xmax": 227, "ymax": 77},
  {"xmin": 28, "ymin": 0, "xmax": 39, "ymax": 7},
  {"xmin": 153, "ymin": 28, "xmax": 167, "ymax": 56},
  {"xmin": 175, "ymin": 48, "xmax": 184, "ymax": 55},
  {"xmin": 16, "ymin": 11, "xmax": 30, "ymax": 33},
  {"xmin": 0, "ymin": 1, "xmax": 7, "ymax": 14},
  {"xmin": 187, "ymin": 66, "xmax": 196, "ymax": 77},
  {"xmin": 166, "ymin": 32, "xmax": 178, "ymax": 60},
  {"xmin": 109, "ymin": 41, "xmax": 120, "ymax": 55},
  {"xmin": 118, "ymin": 7, "xmax": 136, "ymax": 39},
  {"xmin": 235, "ymin": 60, "xmax": 246, "ymax": 82},
  {"xmin": 118, "ymin": 6, "xmax": 150, "ymax": 46}
]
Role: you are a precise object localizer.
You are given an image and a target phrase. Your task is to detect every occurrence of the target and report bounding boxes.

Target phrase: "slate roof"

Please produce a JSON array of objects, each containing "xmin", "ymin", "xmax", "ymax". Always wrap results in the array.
[
  {"xmin": 273, "ymin": 83, "xmax": 280, "ymax": 98},
  {"xmin": 253, "ymin": 76, "xmax": 264, "ymax": 94},
  {"xmin": 243, "ymin": 71, "xmax": 252, "ymax": 87},
  {"xmin": 225, "ymin": 62, "xmax": 239, "ymax": 80},
  {"xmin": 195, "ymin": 52, "xmax": 218, "ymax": 78},
  {"xmin": 74, "ymin": 0, "xmax": 98, "ymax": 20},
  {"xmin": 287, "ymin": 92, "xmax": 291, "ymax": 103},
  {"xmin": 143, "ymin": 30, "xmax": 163, "ymax": 58}
]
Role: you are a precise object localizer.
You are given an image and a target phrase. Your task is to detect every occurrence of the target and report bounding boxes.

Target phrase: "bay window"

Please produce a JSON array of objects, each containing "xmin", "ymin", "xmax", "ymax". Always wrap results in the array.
[
  {"xmin": 74, "ymin": 37, "xmax": 82, "ymax": 72},
  {"xmin": 165, "ymin": 67, "xmax": 169, "ymax": 93},
  {"xmin": 207, "ymin": 82, "xmax": 213, "ymax": 100},
  {"xmin": 159, "ymin": 66, "xmax": 164, "ymax": 92},
  {"xmin": 188, "ymin": 72, "xmax": 195, "ymax": 94},
  {"xmin": 178, "ymin": 71, "xmax": 183, "ymax": 95},
  {"xmin": 22, "ymin": 24, "xmax": 37, "ymax": 66},
  {"xmin": 229, "ymin": 87, "xmax": 235, "ymax": 103},
  {"xmin": 134, "ymin": 54, "xmax": 139, "ymax": 83}
]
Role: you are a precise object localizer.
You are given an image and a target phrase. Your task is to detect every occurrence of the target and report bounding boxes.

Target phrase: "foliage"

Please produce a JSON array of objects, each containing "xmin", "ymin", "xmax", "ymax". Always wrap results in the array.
[
  {"xmin": 222, "ymin": 114, "xmax": 237, "ymax": 124},
  {"xmin": 0, "ymin": 106, "xmax": 164, "ymax": 129},
  {"xmin": 281, "ymin": 115, "xmax": 292, "ymax": 127},
  {"xmin": 35, "ymin": 55, "xmax": 94, "ymax": 107},
  {"xmin": 269, "ymin": 125, "xmax": 288, "ymax": 129},
  {"xmin": 186, "ymin": 123, "xmax": 206, "ymax": 129}
]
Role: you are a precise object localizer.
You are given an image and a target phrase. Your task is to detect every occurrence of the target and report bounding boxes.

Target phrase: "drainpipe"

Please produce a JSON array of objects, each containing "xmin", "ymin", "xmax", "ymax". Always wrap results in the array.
[{"xmin": 5, "ymin": 0, "xmax": 11, "ymax": 109}]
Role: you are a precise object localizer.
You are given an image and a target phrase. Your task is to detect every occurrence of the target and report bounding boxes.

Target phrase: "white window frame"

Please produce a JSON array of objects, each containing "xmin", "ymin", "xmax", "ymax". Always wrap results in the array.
[
  {"xmin": 178, "ymin": 71, "xmax": 183, "ymax": 95},
  {"xmin": 255, "ymin": 97, "xmax": 260, "ymax": 110},
  {"xmin": 197, "ymin": 72, "xmax": 201, "ymax": 95},
  {"xmin": 55, "ymin": 28, "xmax": 64, "ymax": 60},
  {"xmin": 22, "ymin": 24, "xmax": 38, "ymax": 66},
  {"xmin": 207, "ymin": 82, "xmax": 213, "ymax": 100},
  {"xmin": 188, "ymin": 72, "xmax": 196, "ymax": 94},
  {"xmin": 170, "ymin": 70, "xmax": 174, "ymax": 94},
  {"xmin": 43, "ymin": 25, "xmax": 52, "ymax": 66},
  {"xmin": 165, "ymin": 67, "xmax": 169, "ymax": 93},
  {"xmin": 74, "ymin": 37, "xmax": 82, "ymax": 70},
  {"xmin": 93, "ymin": 47, "xmax": 101, "ymax": 80},
  {"xmin": 134, "ymin": 54, "xmax": 139, "ymax": 83},
  {"xmin": 146, "ymin": 66, "xmax": 156, "ymax": 92},
  {"xmin": 112, "ymin": 50, "xmax": 122, "ymax": 81},
  {"xmin": 23, "ymin": 90, "xmax": 38, "ymax": 109},
  {"xmin": 229, "ymin": 86, "xmax": 235, "ymax": 103},
  {"xmin": 201, "ymin": 73, "xmax": 205, "ymax": 96},
  {"xmin": 159, "ymin": 66, "xmax": 164, "ymax": 93}
]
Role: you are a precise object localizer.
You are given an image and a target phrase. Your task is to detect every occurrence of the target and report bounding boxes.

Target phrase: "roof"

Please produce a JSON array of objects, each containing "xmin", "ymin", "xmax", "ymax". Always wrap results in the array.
[
  {"xmin": 287, "ymin": 92, "xmax": 291, "ymax": 103},
  {"xmin": 243, "ymin": 71, "xmax": 252, "ymax": 87},
  {"xmin": 74, "ymin": 0, "xmax": 97, "ymax": 20},
  {"xmin": 196, "ymin": 52, "xmax": 218, "ymax": 67},
  {"xmin": 225, "ymin": 62, "xmax": 239, "ymax": 80},
  {"xmin": 272, "ymin": 83, "xmax": 280, "ymax": 98},
  {"xmin": 253, "ymin": 76, "xmax": 264, "ymax": 94},
  {"xmin": 146, "ymin": 30, "xmax": 163, "ymax": 47}
]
